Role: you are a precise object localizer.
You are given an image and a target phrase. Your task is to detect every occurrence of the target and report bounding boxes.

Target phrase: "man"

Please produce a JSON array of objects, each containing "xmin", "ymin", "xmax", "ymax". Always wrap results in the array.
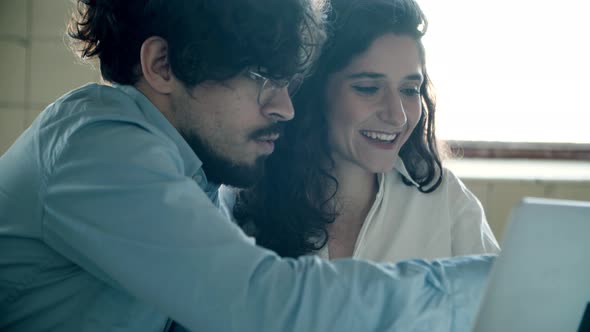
[{"xmin": 0, "ymin": 0, "xmax": 494, "ymax": 331}]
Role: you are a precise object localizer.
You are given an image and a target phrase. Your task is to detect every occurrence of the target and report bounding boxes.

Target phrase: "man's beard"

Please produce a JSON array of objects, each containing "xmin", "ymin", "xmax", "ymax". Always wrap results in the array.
[{"xmin": 180, "ymin": 124, "xmax": 283, "ymax": 188}]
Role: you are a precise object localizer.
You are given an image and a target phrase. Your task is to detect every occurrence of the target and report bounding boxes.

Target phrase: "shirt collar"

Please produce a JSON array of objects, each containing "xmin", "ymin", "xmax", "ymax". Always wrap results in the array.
[
  {"xmin": 393, "ymin": 157, "xmax": 420, "ymax": 187},
  {"xmin": 114, "ymin": 84, "xmax": 222, "ymax": 204},
  {"xmin": 113, "ymin": 84, "xmax": 204, "ymax": 179}
]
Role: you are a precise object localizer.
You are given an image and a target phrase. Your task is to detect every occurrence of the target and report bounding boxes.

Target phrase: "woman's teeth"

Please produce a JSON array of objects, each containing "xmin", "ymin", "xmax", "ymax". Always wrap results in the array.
[{"xmin": 361, "ymin": 131, "xmax": 398, "ymax": 143}]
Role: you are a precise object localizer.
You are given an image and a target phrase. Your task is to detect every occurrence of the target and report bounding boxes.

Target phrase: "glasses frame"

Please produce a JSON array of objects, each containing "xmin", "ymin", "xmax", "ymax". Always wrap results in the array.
[{"xmin": 247, "ymin": 71, "xmax": 303, "ymax": 105}]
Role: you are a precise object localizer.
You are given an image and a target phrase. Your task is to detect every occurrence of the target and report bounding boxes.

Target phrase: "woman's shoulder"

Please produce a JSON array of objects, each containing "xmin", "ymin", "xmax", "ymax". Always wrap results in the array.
[
  {"xmin": 218, "ymin": 185, "xmax": 239, "ymax": 221},
  {"xmin": 440, "ymin": 166, "xmax": 476, "ymax": 195},
  {"xmin": 383, "ymin": 164, "xmax": 474, "ymax": 201},
  {"xmin": 217, "ymin": 185, "xmax": 258, "ymax": 239},
  {"xmin": 385, "ymin": 161, "xmax": 459, "ymax": 187}
]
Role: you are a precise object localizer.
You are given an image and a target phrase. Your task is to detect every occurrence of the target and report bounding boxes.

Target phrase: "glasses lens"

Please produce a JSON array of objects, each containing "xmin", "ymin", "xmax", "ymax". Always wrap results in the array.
[
  {"xmin": 258, "ymin": 79, "xmax": 275, "ymax": 104},
  {"xmin": 260, "ymin": 79, "xmax": 287, "ymax": 104},
  {"xmin": 251, "ymin": 71, "xmax": 305, "ymax": 104}
]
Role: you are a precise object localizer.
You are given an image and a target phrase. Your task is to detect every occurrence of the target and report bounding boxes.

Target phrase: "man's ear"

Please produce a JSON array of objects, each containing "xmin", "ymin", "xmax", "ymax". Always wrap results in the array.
[{"xmin": 139, "ymin": 36, "xmax": 174, "ymax": 94}]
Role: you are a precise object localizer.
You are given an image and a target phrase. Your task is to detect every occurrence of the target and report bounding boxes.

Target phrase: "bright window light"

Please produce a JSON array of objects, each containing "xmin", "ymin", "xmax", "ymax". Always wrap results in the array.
[{"xmin": 418, "ymin": 0, "xmax": 590, "ymax": 143}]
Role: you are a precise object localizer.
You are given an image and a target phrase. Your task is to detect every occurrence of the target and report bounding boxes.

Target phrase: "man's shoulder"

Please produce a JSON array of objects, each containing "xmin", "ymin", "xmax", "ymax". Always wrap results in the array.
[
  {"xmin": 48, "ymin": 83, "xmax": 144, "ymax": 123},
  {"xmin": 41, "ymin": 83, "xmax": 182, "ymax": 147},
  {"xmin": 34, "ymin": 84, "xmax": 190, "ymax": 172}
]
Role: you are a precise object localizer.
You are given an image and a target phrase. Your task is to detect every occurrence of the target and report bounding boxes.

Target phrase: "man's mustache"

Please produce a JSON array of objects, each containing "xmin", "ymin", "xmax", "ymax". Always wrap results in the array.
[{"xmin": 249, "ymin": 122, "xmax": 285, "ymax": 140}]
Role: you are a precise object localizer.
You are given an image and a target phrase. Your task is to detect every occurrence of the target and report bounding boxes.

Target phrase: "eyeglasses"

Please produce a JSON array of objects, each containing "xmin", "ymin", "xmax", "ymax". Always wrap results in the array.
[{"xmin": 246, "ymin": 71, "xmax": 303, "ymax": 105}]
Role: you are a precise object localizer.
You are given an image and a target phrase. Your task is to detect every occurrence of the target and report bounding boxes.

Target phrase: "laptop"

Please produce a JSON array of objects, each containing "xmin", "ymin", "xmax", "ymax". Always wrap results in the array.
[{"xmin": 473, "ymin": 197, "xmax": 590, "ymax": 332}]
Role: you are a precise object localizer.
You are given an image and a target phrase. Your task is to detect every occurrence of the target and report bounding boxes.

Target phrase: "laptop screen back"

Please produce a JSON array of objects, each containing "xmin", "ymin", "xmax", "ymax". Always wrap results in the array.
[{"xmin": 473, "ymin": 197, "xmax": 590, "ymax": 332}]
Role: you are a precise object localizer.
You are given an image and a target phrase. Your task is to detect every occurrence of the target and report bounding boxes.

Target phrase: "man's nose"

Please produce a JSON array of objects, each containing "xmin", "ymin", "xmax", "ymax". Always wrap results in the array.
[{"xmin": 262, "ymin": 88, "xmax": 295, "ymax": 122}]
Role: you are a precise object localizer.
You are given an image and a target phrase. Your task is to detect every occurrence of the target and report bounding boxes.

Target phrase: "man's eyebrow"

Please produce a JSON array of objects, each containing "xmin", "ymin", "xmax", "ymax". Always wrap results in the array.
[{"xmin": 345, "ymin": 71, "xmax": 424, "ymax": 81}]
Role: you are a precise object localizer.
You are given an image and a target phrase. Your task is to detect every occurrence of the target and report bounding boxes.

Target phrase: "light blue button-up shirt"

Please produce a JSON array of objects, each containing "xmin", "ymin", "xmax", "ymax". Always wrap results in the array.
[{"xmin": 0, "ymin": 83, "xmax": 494, "ymax": 331}]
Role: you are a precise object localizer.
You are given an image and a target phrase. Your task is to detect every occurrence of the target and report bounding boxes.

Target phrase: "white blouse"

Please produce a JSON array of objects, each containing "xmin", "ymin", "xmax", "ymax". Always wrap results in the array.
[{"xmin": 316, "ymin": 160, "xmax": 500, "ymax": 263}]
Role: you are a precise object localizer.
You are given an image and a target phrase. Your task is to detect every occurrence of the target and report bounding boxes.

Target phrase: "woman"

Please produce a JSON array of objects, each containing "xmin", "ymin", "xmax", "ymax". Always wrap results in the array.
[{"xmin": 222, "ymin": 0, "xmax": 499, "ymax": 261}]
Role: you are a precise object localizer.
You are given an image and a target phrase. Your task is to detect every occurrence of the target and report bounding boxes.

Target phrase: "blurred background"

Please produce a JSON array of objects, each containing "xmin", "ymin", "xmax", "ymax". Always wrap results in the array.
[{"xmin": 1, "ymin": 0, "xmax": 588, "ymax": 241}]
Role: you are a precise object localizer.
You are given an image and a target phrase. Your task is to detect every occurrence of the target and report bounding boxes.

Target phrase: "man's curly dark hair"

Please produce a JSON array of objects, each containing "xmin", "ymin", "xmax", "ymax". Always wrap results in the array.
[{"xmin": 68, "ymin": 0, "xmax": 327, "ymax": 87}]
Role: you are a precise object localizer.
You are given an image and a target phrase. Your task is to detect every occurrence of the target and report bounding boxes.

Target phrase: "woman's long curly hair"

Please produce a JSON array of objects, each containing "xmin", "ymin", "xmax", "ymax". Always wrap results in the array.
[
  {"xmin": 67, "ymin": 0, "xmax": 327, "ymax": 87},
  {"xmin": 234, "ymin": 0, "xmax": 444, "ymax": 258}
]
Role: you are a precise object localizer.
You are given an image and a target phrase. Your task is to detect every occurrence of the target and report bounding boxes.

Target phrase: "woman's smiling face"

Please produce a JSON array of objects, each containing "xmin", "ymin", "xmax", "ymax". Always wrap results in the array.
[{"xmin": 325, "ymin": 33, "xmax": 424, "ymax": 174}]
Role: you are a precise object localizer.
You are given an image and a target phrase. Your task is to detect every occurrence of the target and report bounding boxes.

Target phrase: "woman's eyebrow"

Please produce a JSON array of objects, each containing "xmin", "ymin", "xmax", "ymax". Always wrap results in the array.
[{"xmin": 403, "ymin": 73, "xmax": 424, "ymax": 82}]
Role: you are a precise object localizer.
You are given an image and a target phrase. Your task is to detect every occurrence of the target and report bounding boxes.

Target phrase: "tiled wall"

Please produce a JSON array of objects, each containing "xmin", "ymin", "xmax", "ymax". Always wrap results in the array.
[
  {"xmin": 448, "ymin": 159, "xmax": 590, "ymax": 241},
  {"xmin": 0, "ymin": 0, "xmax": 100, "ymax": 153},
  {"xmin": 464, "ymin": 179, "xmax": 590, "ymax": 242}
]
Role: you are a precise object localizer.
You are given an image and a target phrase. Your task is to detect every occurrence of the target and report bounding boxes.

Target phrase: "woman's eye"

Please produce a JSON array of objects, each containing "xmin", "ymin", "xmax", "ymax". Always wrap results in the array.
[
  {"xmin": 401, "ymin": 87, "xmax": 420, "ymax": 96},
  {"xmin": 352, "ymin": 85, "xmax": 379, "ymax": 95}
]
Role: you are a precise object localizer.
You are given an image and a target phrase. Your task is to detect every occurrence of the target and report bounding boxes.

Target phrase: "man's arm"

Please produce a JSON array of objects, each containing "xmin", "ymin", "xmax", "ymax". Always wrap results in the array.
[{"xmin": 42, "ymin": 121, "xmax": 493, "ymax": 331}]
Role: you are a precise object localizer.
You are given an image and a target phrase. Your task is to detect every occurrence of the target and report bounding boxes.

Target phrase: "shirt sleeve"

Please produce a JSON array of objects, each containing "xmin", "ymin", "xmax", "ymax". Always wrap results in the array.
[
  {"xmin": 41, "ymin": 121, "xmax": 496, "ymax": 332},
  {"xmin": 446, "ymin": 170, "xmax": 501, "ymax": 255}
]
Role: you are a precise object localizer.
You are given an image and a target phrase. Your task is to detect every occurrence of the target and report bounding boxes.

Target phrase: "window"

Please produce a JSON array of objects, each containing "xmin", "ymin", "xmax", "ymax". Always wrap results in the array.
[{"xmin": 418, "ymin": 0, "xmax": 590, "ymax": 152}]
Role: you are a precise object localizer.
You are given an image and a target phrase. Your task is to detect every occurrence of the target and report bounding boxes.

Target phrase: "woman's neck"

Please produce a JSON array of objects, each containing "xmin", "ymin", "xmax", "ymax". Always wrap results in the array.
[
  {"xmin": 325, "ymin": 161, "xmax": 379, "ymax": 259},
  {"xmin": 331, "ymin": 163, "xmax": 378, "ymax": 216}
]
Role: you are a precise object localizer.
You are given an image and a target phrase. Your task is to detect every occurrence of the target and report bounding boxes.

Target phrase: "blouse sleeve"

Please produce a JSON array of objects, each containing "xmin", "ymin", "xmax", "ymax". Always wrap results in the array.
[{"xmin": 445, "ymin": 169, "xmax": 501, "ymax": 255}]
